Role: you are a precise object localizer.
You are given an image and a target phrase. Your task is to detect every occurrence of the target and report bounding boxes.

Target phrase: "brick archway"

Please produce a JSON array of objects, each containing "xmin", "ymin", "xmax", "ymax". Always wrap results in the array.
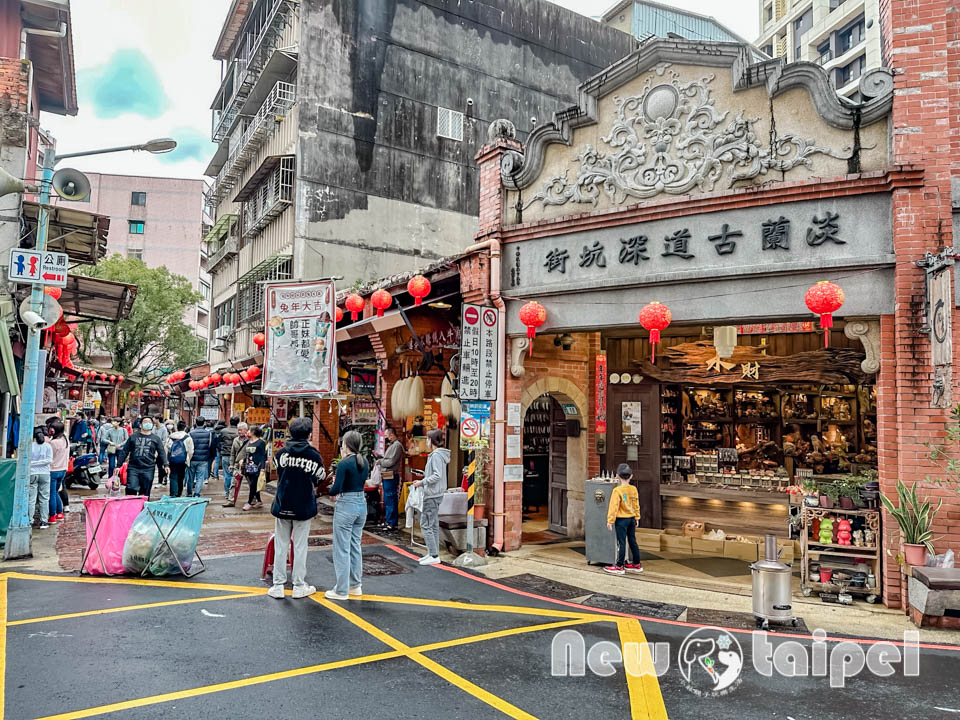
[{"xmin": 520, "ymin": 376, "xmax": 589, "ymax": 538}]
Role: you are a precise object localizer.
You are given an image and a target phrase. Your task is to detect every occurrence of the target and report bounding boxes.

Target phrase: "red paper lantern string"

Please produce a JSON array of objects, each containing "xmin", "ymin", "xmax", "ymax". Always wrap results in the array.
[
  {"xmin": 43, "ymin": 286, "xmax": 61, "ymax": 300},
  {"xmin": 638, "ymin": 301, "xmax": 672, "ymax": 363},
  {"xmin": 335, "ymin": 306, "xmax": 344, "ymax": 323},
  {"xmin": 253, "ymin": 332, "xmax": 266, "ymax": 348},
  {"xmin": 407, "ymin": 275, "xmax": 431, "ymax": 306},
  {"xmin": 804, "ymin": 281, "xmax": 845, "ymax": 348},
  {"xmin": 518, "ymin": 301, "xmax": 547, "ymax": 356},
  {"xmin": 371, "ymin": 289, "xmax": 392, "ymax": 317},
  {"xmin": 345, "ymin": 293, "xmax": 365, "ymax": 321}
]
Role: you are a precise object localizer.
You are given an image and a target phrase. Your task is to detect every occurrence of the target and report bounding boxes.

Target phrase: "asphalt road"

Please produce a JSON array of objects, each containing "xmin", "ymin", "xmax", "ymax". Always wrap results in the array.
[{"xmin": 3, "ymin": 544, "xmax": 958, "ymax": 719}]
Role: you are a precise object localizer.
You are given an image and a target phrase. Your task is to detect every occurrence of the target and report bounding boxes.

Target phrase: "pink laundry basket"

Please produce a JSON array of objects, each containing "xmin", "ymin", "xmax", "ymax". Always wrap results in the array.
[{"xmin": 81, "ymin": 496, "xmax": 147, "ymax": 575}]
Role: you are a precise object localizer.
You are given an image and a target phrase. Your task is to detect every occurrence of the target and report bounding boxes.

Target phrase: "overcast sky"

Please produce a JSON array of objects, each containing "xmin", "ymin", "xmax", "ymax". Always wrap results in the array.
[{"xmin": 40, "ymin": 0, "xmax": 759, "ymax": 181}]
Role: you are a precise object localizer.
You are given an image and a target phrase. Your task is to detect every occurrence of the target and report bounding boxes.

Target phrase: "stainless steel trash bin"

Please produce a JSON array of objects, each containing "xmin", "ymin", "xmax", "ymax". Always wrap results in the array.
[{"xmin": 751, "ymin": 534, "xmax": 798, "ymax": 629}]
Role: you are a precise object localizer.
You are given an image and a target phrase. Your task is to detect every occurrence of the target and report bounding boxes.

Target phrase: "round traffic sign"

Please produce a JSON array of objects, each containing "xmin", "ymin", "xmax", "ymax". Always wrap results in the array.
[
  {"xmin": 461, "ymin": 418, "xmax": 480, "ymax": 438},
  {"xmin": 482, "ymin": 309, "xmax": 497, "ymax": 327},
  {"xmin": 464, "ymin": 306, "xmax": 479, "ymax": 325}
]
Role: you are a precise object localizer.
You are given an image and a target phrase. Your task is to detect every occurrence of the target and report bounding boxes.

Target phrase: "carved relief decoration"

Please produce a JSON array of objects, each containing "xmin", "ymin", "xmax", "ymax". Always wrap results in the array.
[{"xmin": 531, "ymin": 65, "xmax": 845, "ymax": 209}]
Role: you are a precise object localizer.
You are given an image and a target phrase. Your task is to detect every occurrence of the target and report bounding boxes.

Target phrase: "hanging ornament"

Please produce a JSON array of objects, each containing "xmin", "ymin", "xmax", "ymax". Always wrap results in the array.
[
  {"xmin": 335, "ymin": 306, "xmax": 344, "ymax": 323},
  {"xmin": 407, "ymin": 275, "xmax": 431, "ymax": 306},
  {"xmin": 639, "ymin": 301, "xmax": 672, "ymax": 362},
  {"xmin": 43, "ymin": 286, "xmax": 62, "ymax": 300},
  {"xmin": 240, "ymin": 370, "xmax": 251, "ymax": 383},
  {"xmin": 164, "ymin": 390, "xmax": 171, "ymax": 397},
  {"xmin": 69, "ymin": 388, "xmax": 80, "ymax": 399},
  {"xmin": 371, "ymin": 289, "xmax": 392, "ymax": 317},
  {"xmin": 99, "ymin": 373, "xmax": 107, "ymax": 382},
  {"xmin": 518, "ymin": 301, "xmax": 547, "ymax": 356},
  {"xmin": 248, "ymin": 366, "xmax": 261, "ymax": 378},
  {"xmin": 109, "ymin": 375, "xmax": 116, "ymax": 383},
  {"xmin": 253, "ymin": 332, "xmax": 266, "ymax": 348},
  {"xmin": 138, "ymin": 391, "xmax": 144, "ymax": 397},
  {"xmin": 118, "ymin": 374, "xmax": 125, "ymax": 384},
  {"xmin": 211, "ymin": 372, "xmax": 221, "ymax": 384},
  {"xmin": 345, "ymin": 293, "xmax": 365, "ymax": 321},
  {"xmin": 804, "ymin": 281, "xmax": 845, "ymax": 348},
  {"xmin": 129, "ymin": 390, "xmax": 136, "ymax": 397}
]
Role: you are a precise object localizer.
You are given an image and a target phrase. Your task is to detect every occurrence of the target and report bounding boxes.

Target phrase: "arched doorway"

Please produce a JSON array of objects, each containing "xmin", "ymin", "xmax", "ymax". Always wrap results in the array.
[{"xmin": 522, "ymin": 394, "xmax": 568, "ymax": 538}]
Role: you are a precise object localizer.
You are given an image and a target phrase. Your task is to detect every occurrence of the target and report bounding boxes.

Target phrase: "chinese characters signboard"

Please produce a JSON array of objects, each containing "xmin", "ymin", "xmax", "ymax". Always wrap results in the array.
[
  {"xmin": 460, "ymin": 400, "xmax": 491, "ymax": 450},
  {"xmin": 263, "ymin": 280, "xmax": 338, "ymax": 396},
  {"xmin": 458, "ymin": 303, "xmax": 499, "ymax": 401},
  {"xmin": 8, "ymin": 248, "xmax": 69, "ymax": 287},
  {"xmin": 595, "ymin": 354, "xmax": 607, "ymax": 434}
]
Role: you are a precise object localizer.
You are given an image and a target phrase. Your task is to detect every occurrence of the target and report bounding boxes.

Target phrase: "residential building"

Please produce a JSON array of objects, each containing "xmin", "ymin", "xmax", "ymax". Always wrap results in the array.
[
  {"xmin": 601, "ymin": 0, "xmax": 754, "ymax": 45},
  {"xmin": 202, "ymin": 0, "xmax": 637, "ymax": 372},
  {"xmin": 755, "ymin": 0, "xmax": 881, "ymax": 98},
  {"xmin": 50, "ymin": 173, "xmax": 211, "ymax": 350}
]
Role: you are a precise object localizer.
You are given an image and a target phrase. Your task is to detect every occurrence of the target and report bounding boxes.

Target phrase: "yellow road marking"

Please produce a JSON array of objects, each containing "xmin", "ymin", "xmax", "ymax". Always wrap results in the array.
[
  {"xmin": 414, "ymin": 618, "xmax": 594, "ymax": 654},
  {"xmin": 0, "ymin": 576, "xmax": 7, "ymax": 720},
  {"xmin": 316, "ymin": 595, "xmax": 538, "ymax": 719},
  {"xmin": 1, "ymin": 571, "xmax": 259, "ymax": 594},
  {"xmin": 7, "ymin": 592, "xmax": 262, "ymax": 626},
  {"xmin": 35, "ymin": 650, "xmax": 406, "ymax": 720},
  {"xmin": 617, "ymin": 619, "xmax": 669, "ymax": 720},
  {"xmin": 358, "ymin": 593, "xmax": 614, "ymax": 622}
]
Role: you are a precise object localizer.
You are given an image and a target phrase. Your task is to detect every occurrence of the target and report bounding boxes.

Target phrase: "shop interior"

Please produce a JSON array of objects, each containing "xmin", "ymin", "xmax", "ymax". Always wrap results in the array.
[{"xmin": 521, "ymin": 394, "xmax": 570, "ymax": 543}]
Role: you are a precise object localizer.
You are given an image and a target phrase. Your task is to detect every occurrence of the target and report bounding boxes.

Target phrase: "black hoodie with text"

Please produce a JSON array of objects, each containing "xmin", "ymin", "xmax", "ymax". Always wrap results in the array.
[{"xmin": 271, "ymin": 440, "xmax": 326, "ymax": 521}]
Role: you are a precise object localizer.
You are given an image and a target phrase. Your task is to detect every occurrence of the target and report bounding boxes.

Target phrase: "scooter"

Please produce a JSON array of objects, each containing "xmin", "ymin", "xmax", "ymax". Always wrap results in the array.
[{"xmin": 65, "ymin": 443, "xmax": 103, "ymax": 490}]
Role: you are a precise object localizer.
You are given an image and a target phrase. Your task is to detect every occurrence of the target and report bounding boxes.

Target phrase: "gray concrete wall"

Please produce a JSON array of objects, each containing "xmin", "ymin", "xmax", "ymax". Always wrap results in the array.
[{"xmin": 294, "ymin": 0, "xmax": 637, "ymax": 285}]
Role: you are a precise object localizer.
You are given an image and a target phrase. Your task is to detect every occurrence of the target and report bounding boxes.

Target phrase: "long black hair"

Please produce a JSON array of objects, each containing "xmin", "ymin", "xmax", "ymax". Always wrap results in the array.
[{"xmin": 341, "ymin": 430, "xmax": 368, "ymax": 472}]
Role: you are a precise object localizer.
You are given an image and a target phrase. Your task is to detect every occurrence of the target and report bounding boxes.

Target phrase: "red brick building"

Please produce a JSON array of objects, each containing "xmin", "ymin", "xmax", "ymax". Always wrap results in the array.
[{"xmin": 465, "ymin": 1, "xmax": 960, "ymax": 609}]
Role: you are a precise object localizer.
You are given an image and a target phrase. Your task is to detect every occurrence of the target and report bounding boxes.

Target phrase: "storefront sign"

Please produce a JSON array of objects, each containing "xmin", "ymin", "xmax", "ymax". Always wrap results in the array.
[
  {"xmin": 233, "ymin": 402, "xmax": 246, "ymax": 414},
  {"xmin": 350, "ymin": 367, "xmax": 377, "ymax": 396},
  {"xmin": 351, "ymin": 399, "xmax": 378, "ymax": 426},
  {"xmin": 458, "ymin": 303, "xmax": 499, "ymax": 401},
  {"xmin": 263, "ymin": 280, "xmax": 337, "ymax": 396},
  {"xmin": 621, "ymin": 401, "xmax": 642, "ymax": 436},
  {"xmin": 561, "ymin": 403, "xmax": 579, "ymax": 417},
  {"xmin": 272, "ymin": 428, "xmax": 287, "ymax": 455},
  {"xmin": 460, "ymin": 400, "xmax": 491, "ymax": 450},
  {"xmin": 272, "ymin": 397, "xmax": 288, "ymax": 422},
  {"xmin": 246, "ymin": 407, "xmax": 271, "ymax": 425},
  {"xmin": 595, "ymin": 354, "xmax": 607, "ymax": 434},
  {"xmin": 738, "ymin": 322, "xmax": 815, "ymax": 335},
  {"xmin": 199, "ymin": 407, "xmax": 219, "ymax": 421}
]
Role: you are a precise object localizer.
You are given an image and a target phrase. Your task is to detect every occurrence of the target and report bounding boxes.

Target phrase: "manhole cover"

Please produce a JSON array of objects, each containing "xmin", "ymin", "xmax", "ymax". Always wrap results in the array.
[
  {"xmin": 685, "ymin": 607, "xmax": 809, "ymax": 633},
  {"xmin": 326, "ymin": 552, "xmax": 409, "ymax": 576},
  {"xmin": 307, "ymin": 536, "xmax": 331, "ymax": 547},
  {"xmin": 582, "ymin": 593, "xmax": 686, "ymax": 620},
  {"xmin": 495, "ymin": 574, "xmax": 590, "ymax": 601}
]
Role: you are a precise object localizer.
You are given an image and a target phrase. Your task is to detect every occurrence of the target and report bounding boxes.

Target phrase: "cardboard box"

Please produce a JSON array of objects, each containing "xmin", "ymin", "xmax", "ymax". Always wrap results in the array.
[
  {"xmin": 691, "ymin": 538, "xmax": 725, "ymax": 556},
  {"xmin": 723, "ymin": 539, "xmax": 759, "ymax": 562},
  {"xmin": 662, "ymin": 533, "xmax": 693, "ymax": 554}
]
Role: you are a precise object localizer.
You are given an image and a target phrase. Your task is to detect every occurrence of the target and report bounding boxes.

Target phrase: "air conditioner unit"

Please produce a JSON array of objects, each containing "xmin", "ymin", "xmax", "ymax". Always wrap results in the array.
[
  {"xmin": 214, "ymin": 325, "xmax": 233, "ymax": 341},
  {"xmin": 211, "ymin": 340, "xmax": 226, "ymax": 352}
]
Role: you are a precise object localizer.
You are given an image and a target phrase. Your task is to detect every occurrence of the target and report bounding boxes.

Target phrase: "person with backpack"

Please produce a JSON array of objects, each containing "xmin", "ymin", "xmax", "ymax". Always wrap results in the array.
[
  {"xmin": 217, "ymin": 416, "xmax": 240, "ymax": 500},
  {"xmin": 117, "ymin": 418, "xmax": 167, "ymax": 498},
  {"xmin": 267, "ymin": 417, "xmax": 326, "ymax": 600},
  {"xmin": 187, "ymin": 417, "xmax": 218, "ymax": 497},
  {"xmin": 165, "ymin": 421, "xmax": 194, "ymax": 497}
]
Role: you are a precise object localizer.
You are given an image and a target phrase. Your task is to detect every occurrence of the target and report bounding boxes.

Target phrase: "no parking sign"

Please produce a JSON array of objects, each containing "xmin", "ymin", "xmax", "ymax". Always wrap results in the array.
[{"xmin": 459, "ymin": 401, "xmax": 490, "ymax": 450}]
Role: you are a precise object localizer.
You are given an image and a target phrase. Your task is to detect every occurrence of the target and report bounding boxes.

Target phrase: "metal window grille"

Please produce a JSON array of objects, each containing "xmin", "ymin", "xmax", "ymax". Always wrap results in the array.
[
  {"xmin": 241, "ymin": 156, "xmax": 295, "ymax": 239},
  {"xmin": 437, "ymin": 106, "xmax": 464, "ymax": 141},
  {"xmin": 238, "ymin": 256, "xmax": 292, "ymax": 323}
]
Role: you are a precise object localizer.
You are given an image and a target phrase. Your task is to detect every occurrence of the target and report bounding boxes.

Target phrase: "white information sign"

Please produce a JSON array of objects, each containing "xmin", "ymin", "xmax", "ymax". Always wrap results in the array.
[
  {"xmin": 507, "ymin": 402, "xmax": 521, "ymax": 427},
  {"xmin": 504, "ymin": 465, "xmax": 523, "ymax": 483},
  {"xmin": 8, "ymin": 248, "xmax": 69, "ymax": 286},
  {"xmin": 458, "ymin": 303, "xmax": 499, "ymax": 401},
  {"xmin": 263, "ymin": 280, "xmax": 338, "ymax": 396},
  {"xmin": 506, "ymin": 434, "xmax": 522, "ymax": 459}
]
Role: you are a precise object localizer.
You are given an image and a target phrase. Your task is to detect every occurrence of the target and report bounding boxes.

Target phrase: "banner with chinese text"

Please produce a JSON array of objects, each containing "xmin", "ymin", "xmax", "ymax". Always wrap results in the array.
[{"xmin": 263, "ymin": 280, "xmax": 337, "ymax": 396}]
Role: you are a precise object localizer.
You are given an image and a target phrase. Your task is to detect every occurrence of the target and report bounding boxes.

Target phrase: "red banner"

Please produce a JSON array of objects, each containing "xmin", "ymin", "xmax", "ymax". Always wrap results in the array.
[{"xmin": 595, "ymin": 354, "xmax": 607, "ymax": 434}]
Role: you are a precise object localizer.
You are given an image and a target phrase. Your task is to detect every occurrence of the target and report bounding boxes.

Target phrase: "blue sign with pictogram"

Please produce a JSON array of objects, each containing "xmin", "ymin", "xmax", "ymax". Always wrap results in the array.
[{"xmin": 7, "ymin": 248, "xmax": 68, "ymax": 287}]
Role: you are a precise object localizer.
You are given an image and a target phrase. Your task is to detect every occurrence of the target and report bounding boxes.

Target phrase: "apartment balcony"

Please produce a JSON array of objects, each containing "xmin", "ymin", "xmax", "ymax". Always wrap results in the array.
[
  {"xmin": 207, "ymin": 81, "xmax": 296, "ymax": 205},
  {"xmin": 236, "ymin": 156, "xmax": 294, "ymax": 240},
  {"xmin": 207, "ymin": 237, "xmax": 239, "ymax": 272},
  {"xmin": 210, "ymin": 0, "xmax": 296, "ymax": 144}
]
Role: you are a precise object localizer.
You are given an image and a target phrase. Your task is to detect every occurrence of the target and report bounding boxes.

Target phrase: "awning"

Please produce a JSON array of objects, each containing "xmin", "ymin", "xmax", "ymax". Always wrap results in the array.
[
  {"xmin": 335, "ymin": 310, "xmax": 406, "ymax": 343},
  {"xmin": 22, "ymin": 0, "xmax": 78, "ymax": 116},
  {"xmin": 58, "ymin": 275, "xmax": 137, "ymax": 322},
  {"xmin": 21, "ymin": 202, "xmax": 109, "ymax": 265},
  {"xmin": 233, "ymin": 155, "xmax": 281, "ymax": 202},
  {"xmin": 202, "ymin": 213, "xmax": 238, "ymax": 245},
  {"xmin": 0, "ymin": 318, "xmax": 19, "ymax": 397},
  {"xmin": 204, "ymin": 142, "xmax": 229, "ymax": 177},
  {"xmin": 237, "ymin": 253, "xmax": 292, "ymax": 287}
]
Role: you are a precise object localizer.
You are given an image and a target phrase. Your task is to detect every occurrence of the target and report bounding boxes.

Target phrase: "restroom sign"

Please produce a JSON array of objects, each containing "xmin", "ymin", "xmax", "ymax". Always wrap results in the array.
[
  {"xmin": 8, "ymin": 249, "xmax": 68, "ymax": 287},
  {"xmin": 459, "ymin": 303, "xmax": 499, "ymax": 401}
]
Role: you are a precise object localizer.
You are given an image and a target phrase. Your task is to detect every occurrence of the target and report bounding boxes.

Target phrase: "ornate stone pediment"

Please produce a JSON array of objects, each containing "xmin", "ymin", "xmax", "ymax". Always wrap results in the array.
[{"xmin": 498, "ymin": 40, "xmax": 893, "ymax": 224}]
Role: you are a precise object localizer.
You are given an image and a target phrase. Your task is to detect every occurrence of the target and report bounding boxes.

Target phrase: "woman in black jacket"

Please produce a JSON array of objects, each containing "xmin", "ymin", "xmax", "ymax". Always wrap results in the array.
[
  {"xmin": 267, "ymin": 417, "xmax": 326, "ymax": 599},
  {"xmin": 241, "ymin": 426, "xmax": 267, "ymax": 511}
]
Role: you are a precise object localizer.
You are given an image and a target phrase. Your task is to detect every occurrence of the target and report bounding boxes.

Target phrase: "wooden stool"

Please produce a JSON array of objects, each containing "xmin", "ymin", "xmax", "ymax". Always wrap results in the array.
[{"xmin": 261, "ymin": 532, "xmax": 294, "ymax": 581}]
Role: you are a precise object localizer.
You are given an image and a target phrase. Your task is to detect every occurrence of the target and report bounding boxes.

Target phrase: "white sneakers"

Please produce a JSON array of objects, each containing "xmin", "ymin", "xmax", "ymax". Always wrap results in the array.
[
  {"xmin": 291, "ymin": 585, "xmax": 317, "ymax": 599},
  {"xmin": 419, "ymin": 555, "xmax": 441, "ymax": 566},
  {"xmin": 324, "ymin": 589, "xmax": 348, "ymax": 601},
  {"xmin": 348, "ymin": 586, "xmax": 362, "ymax": 597},
  {"xmin": 267, "ymin": 584, "xmax": 285, "ymax": 599}
]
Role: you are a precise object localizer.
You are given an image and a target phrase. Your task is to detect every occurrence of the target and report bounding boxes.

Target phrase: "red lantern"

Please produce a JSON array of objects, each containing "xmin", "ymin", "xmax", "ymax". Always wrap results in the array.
[
  {"xmin": 345, "ymin": 293, "xmax": 365, "ymax": 321},
  {"xmin": 118, "ymin": 375, "xmax": 125, "ymax": 383},
  {"xmin": 138, "ymin": 391, "xmax": 144, "ymax": 397},
  {"xmin": 43, "ymin": 286, "xmax": 62, "ymax": 300},
  {"xmin": 129, "ymin": 390, "xmax": 136, "ymax": 397},
  {"xmin": 805, "ymin": 281, "xmax": 845, "ymax": 348},
  {"xmin": 99, "ymin": 373, "xmax": 107, "ymax": 382},
  {"xmin": 371, "ymin": 289, "xmax": 392, "ymax": 317},
  {"xmin": 638, "ymin": 301, "xmax": 672, "ymax": 362},
  {"xmin": 253, "ymin": 332, "xmax": 266, "ymax": 348},
  {"xmin": 335, "ymin": 306, "xmax": 344, "ymax": 323},
  {"xmin": 248, "ymin": 366, "xmax": 261, "ymax": 378},
  {"xmin": 407, "ymin": 274, "xmax": 431, "ymax": 306},
  {"xmin": 518, "ymin": 301, "xmax": 547, "ymax": 356},
  {"xmin": 109, "ymin": 375, "xmax": 116, "ymax": 383},
  {"xmin": 69, "ymin": 389, "xmax": 80, "ymax": 399},
  {"xmin": 211, "ymin": 372, "xmax": 221, "ymax": 384},
  {"xmin": 164, "ymin": 390, "xmax": 171, "ymax": 397},
  {"xmin": 240, "ymin": 370, "xmax": 251, "ymax": 383}
]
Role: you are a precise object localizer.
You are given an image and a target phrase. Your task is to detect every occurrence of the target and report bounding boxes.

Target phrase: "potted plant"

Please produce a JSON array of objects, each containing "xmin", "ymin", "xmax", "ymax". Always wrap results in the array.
[
  {"xmin": 472, "ymin": 448, "xmax": 490, "ymax": 521},
  {"xmin": 836, "ymin": 473, "xmax": 868, "ymax": 510},
  {"xmin": 880, "ymin": 479, "xmax": 942, "ymax": 566},
  {"xmin": 819, "ymin": 482, "xmax": 839, "ymax": 509}
]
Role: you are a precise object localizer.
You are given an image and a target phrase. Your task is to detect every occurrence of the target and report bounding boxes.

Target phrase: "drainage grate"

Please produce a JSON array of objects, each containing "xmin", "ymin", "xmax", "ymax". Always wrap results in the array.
[
  {"xmin": 582, "ymin": 593, "xmax": 686, "ymax": 620},
  {"xmin": 685, "ymin": 607, "xmax": 809, "ymax": 633},
  {"xmin": 326, "ymin": 552, "xmax": 410, "ymax": 576},
  {"xmin": 495, "ymin": 574, "xmax": 592, "ymax": 601}
]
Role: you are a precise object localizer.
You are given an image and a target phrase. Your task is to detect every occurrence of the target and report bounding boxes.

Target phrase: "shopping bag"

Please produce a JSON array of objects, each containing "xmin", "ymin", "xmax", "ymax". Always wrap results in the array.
[
  {"xmin": 257, "ymin": 470, "xmax": 267, "ymax": 492},
  {"xmin": 366, "ymin": 461, "xmax": 382, "ymax": 489},
  {"xmin": 122, "ymin": 497, "xmax": 210, "ymax": 576}
]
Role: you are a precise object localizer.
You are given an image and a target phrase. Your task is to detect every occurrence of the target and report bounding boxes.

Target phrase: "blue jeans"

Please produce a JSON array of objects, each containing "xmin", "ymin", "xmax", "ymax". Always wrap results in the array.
[
  {"xmin": 332, "ymin": 493, "xmax": 366, "ymax": 594},
  {"xmin": 106, "ymin": 452, "xmax": 117, "ymax": 477},
  {"xmin": 188, "ymin": 461, "xmax": 209, "ymax": 496},
  {"xmin": 382, "ymin": 477, "xmax": 399, "ymax": 528},
  {"xmin": 218, "ymin": 454, "xmax": 231, "ymax": 495},
  {"xmin": 49, "ymin": 470, "xmax": 65, "ymax": 517}
]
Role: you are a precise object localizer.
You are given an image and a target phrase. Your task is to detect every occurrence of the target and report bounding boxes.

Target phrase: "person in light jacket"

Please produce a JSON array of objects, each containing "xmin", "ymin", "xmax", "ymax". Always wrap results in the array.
[
  {"xmin": 29, "ymin": 429, "xmax": 53, "ymax": 529},
  {"xmin": 413, "ymin": 428, "xmax": 449, "ymax": 566}
]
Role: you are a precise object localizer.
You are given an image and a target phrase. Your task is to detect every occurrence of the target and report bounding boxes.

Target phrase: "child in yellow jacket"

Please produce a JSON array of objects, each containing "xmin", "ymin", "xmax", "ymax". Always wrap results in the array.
[{"xmin": 604, "ymin": 463, "xmax": 643, "ymax": 575}]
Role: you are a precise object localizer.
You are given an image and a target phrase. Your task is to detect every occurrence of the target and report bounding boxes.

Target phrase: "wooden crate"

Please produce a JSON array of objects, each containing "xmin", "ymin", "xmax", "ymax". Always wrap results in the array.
[
  {"xmin": 636, "ymin": 528, "xmax": 662, "ymax": 551},
  {"xmin": 724, "ymin": 539, "xmax": 760, "ymax": 562},
  {"xmin": 662, "ymin": 533, "xmax": 693, "ymax": 554},
  {"xmin": 691, "ymin": 538, "xmax": 725, "ymax": 556}
]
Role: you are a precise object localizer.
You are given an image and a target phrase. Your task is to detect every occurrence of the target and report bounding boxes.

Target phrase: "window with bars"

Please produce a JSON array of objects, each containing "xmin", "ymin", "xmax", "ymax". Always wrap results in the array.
[
  {"xmin": 238, "ymin": 257, "xmax": 292, "ymax": 323},
  {"xmin": 437, "ymin": 106, "xmax": 464, "ymax": 141},
  {"xmin": 215, "ymin": 298, "xmax": 236, "ymax": 330}
]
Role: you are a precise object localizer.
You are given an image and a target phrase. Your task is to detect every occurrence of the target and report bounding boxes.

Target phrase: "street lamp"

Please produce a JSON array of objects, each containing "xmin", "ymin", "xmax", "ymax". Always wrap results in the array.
[{"xmin": 3, "ymin": 138, "xmax": 177, "ymax": 560}]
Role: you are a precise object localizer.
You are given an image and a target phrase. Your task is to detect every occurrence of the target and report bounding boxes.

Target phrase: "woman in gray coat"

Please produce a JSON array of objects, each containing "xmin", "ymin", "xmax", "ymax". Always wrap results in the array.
[{"xmin": 413, "ymin": 428, "xmax": 449, "ymax": 566}]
